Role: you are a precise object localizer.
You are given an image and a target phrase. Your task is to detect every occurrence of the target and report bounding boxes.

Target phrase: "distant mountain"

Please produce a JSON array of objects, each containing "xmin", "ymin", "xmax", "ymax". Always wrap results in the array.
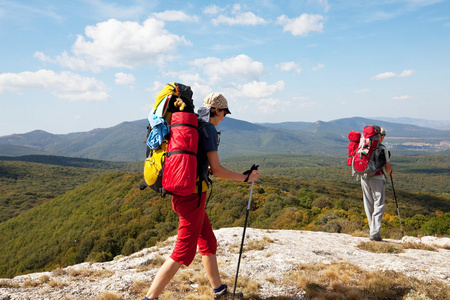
[
  {"xmin": 375, "ymin": 117, "xmax": 450, "ymax": 130},
  {"xmin": 259, "ymin": 117, "xmax": 450, "ymax": 137},
  {"xmin": 0, "ymin": 117, "xmax": 449, "ymax": 161},
  {"xmin": 0, "ymin": 120, "xmax": 149, "ymax": 162},
  {"xmin": 0, "ymin": 144, "xmax": 47, "ymax": 156}
]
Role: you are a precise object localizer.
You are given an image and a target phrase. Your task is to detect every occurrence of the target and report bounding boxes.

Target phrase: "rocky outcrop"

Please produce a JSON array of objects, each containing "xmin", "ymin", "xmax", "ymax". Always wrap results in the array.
[{"xmin": 1, "ymin": 228, "xmax": 449, "ymax": 299}]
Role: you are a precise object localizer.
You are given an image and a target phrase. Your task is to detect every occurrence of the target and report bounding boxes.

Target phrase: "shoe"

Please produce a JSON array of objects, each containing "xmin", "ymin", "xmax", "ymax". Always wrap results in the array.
[
  {"xmin": 369, "ymin": 234, "xmax": 382, "ymax": 241},
  {"xmin": 214, "ymin": 285, "xmax": 243, "ymax": 299}
]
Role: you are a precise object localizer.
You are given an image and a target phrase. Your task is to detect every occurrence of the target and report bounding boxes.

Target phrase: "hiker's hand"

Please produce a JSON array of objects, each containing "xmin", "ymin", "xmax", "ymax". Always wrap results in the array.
[
  {"xmin": 385, "ymin": 162, "xmax": 392, "ymax": 174},
  {"xmin": 243, "ymin": 163, "xmax": 259, "ymax": 182},
  {"xmin": 247, "ymin": 170, "xmax": 259, "ymax": 182}
]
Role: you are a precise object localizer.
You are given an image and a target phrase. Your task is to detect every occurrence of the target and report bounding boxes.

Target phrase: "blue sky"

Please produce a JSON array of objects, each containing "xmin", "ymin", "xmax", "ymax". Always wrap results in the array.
[{"xmin": 0, "ymin": 0, "xmax": 449, "ymax": 136}]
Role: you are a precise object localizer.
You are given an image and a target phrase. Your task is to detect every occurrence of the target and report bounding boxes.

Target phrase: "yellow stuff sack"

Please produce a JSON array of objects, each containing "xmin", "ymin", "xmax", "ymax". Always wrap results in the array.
[
  {"xmin": 153, "ymin": 83, "xmax": 178, "ymax": 114},
  {"xmin": 144, "ymin": 142, "xmax": 166, "ymax": 186}
]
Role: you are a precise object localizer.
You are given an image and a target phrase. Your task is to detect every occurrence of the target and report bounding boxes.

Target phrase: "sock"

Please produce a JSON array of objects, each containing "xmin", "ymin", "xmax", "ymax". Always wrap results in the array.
[{"xmin": 214, "ymin": 284, "xmax": 227, "ymax": 293}]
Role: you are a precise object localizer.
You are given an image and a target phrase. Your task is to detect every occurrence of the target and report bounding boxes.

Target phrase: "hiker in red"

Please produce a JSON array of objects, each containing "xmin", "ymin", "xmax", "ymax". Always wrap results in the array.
[{"xmin": 144, "ymin": 93, "xmax": 259, "ymax": 300}]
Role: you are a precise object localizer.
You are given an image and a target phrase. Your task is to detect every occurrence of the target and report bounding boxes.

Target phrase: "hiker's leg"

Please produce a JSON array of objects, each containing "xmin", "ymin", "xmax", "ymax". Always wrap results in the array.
[
  {"xmin": 371, "ymin": 179, "xmax": 386, "ymax": 236},
  {"xmin": 197, "ymin": 201, "xmax": 220, "ymax": 289},
  {"xmin": 145, "ymin": 194, "xmax": 205, "ymax": 298},
  {"xmin": 202, "ymin": 254, "xmax": 222, "ymax": 289},
  {"xmin": 145, "ymin": 257, "xmax": 182, "ymax": 298},
  {"xmin": 361, "ymin": 177, "xmax": 375, "ymax": 234},
  {"xmin": 171, "ymin": 193, "xmax": 206, "ymax": 266}
]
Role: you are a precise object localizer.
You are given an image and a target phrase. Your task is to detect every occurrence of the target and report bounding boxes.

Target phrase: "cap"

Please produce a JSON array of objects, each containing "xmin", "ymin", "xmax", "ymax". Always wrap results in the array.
[
  {"xmin": 203, "ymin": 93, "xmax": 231, "ymax": 114},
  {"xmin": 380, "ymin": 127, "xmax": 386, "ymax": 136}
]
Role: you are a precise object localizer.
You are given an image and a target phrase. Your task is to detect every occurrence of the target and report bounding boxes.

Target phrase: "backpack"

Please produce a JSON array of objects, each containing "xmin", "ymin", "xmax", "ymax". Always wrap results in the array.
[
  {"xmin": 351, "ymin": 125, "xmax": 386, "ymax": 177},
  {"xmin": 143, "ymin": 83, "xmax": 210, "ymax": 199},
  {"xmin": 347, "ymin": 131, "xmax": 361, "ymax": 166}
]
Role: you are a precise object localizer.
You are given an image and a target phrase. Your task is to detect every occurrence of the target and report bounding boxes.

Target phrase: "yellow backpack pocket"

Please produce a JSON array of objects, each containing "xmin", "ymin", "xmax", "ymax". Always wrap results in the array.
[{"xmin": 144, "ymin": 143, "xmax": 166, "ymax": 186}]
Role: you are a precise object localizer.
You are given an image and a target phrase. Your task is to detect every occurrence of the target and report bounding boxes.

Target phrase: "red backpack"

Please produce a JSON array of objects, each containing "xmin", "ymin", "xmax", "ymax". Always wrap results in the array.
[
  {"xmin": 162, "ymin": 112, "xmax": 198, "ymax": 196},
  {"xmin": 144, "ymin": 83, "xmax": 200, "ymax": 196},
  {"xmin": 347, "ymin": 131, "xmax": 361, "ymax": 166},
  {"xmin": 352, "ymin": 125, "xmax": 382, "ymax": 176}
]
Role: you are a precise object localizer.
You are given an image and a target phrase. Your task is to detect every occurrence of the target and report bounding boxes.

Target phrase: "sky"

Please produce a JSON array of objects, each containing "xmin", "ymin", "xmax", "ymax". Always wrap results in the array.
[{"xmin": 0, "ymin": 0, "xmax": 449, "ymax": 136}]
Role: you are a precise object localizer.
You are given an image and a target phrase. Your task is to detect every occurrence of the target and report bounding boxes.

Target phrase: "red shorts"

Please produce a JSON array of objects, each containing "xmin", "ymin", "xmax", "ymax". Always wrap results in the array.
[{"xmin": 169, "ymin": 192, "xmax": 217, "ymax": 266}]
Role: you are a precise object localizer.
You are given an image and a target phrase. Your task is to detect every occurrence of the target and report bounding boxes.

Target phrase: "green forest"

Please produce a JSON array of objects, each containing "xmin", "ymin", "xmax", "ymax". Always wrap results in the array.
[{"xmin": 0, "ymin": 154, "xmax": 448, "ymax": 278}]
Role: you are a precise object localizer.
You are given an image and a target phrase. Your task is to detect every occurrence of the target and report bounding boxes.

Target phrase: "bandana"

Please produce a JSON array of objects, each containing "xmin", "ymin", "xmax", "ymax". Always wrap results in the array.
[{"xmin": 197, "ymin": 105, "xmax": 211, "ymax": 123}]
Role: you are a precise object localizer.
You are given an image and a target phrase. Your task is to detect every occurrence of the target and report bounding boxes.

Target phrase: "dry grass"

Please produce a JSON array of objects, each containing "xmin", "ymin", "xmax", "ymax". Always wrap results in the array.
[
  {"xmin": 0, "ymin": 279, "xmax": 20, "ymax": 288},
  {"xmin": 402, "ymin": 242, "xmax": 437, "ymax": 252},
  {"xmin": 136, "ymin": 254, "xmax": 166, "ymax": 272},
  {"xmin": 51, "ymin": 267, "xmax": 68, "ymax": 276},
  {"xmin": 130, "ymin": 280, "xmax": 151, "ymax": 298},
  {"xmin": 22, "ymin": 275, "xmax": 51, "ymax": 288},
  {"xmin": 245, "ymin": 237, "xmax": 275, "ymax": 251},
  {"xmin": 94, "ymin": 269, "xmax": 116, "ymax": 278},
  {"xmin": 291, "ymin": 261, "xmax": 450, "ymax": 300},
  {"xmin": 48, "ymin": 279, "xmax": 69, "ymax": 288},
  {"xmin": 93, "ymin": 291, "xmax": 123, "ymax": 300},
  {"xmin": 357, "ymin": 241, "xmax": 438, "ymax": 254},
  {"xmin": 357, "ymin": 241, "xmax": 404, "ymax": 253},
  {"xmin": 229, "ymin": 236, "xmax": 275, "ymax": 253}
]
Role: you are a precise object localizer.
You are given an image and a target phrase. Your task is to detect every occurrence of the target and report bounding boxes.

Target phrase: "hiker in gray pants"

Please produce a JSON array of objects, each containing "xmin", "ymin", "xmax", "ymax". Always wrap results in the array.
[{"xmin": 361, "ymin": 128, "xmax": 392, "ymax": 241}]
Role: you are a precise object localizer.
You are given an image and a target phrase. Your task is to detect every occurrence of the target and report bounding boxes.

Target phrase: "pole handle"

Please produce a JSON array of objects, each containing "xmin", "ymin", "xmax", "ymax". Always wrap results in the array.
[{"xmin": 243, "ymin": 164, "xmax": 259, "ymax": 182}]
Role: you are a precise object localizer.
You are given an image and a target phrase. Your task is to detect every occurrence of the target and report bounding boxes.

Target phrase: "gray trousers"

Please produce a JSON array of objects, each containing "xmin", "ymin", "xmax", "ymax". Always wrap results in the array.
[{"xmin": 361, "ymin": 177, "xmax": 386, "ymax": 236}]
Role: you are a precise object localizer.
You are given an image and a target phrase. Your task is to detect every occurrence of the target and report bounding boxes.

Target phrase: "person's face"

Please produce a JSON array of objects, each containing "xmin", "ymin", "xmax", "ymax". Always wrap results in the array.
[{"xmin": 210, "ymin": 108, "xmax": 227, "ymax": 126}]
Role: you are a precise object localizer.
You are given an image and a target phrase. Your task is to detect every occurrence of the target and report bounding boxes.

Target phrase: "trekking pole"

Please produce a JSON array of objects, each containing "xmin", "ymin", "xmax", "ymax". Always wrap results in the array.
[
  {"xmin": 390, "ymin": 173, "xmax": 404, "ymax": 237},
  {"xmin": 233, "ymin": 163, "xmax": 259, "ymax": 300}
]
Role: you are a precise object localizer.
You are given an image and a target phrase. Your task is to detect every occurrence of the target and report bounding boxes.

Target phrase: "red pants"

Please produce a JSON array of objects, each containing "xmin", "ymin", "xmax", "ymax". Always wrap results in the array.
[{"xmin": 169, "ymin": 192, "xmax": 217, "ymax": 266}]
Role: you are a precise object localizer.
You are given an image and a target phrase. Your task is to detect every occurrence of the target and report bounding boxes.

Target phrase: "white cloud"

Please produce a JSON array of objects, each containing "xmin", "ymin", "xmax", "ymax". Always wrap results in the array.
[
  {"xmin": 392, "ymin": 95, "xmax": 411, "ymax": 100},
  {"xmin": 318, "ymin": 0, "xmax": 331, "ymax": 13},
  {"xmin": 203, "ymin": 4, "xmax": 223, "ymax": 15},
  {"xmin": 158, "ymin": 72, "xmax": 213, "ymax": 102},
  {"xmin": 240, "ymin": 80, "xmax": 285, "ymax": 98},
  {"xmin": 312, "ymin": 63, "xmax": 325, "ymax": 71},
  {"xmin": 399, "ymin": 69, "xmax": 415, "ymax": 77},
  {"xmin": 355, "ymin": 88, "xmax": 370, "ymax": 94},
  {"xmin": 276, "ymin": 62, "xmax": 301, "ymax": 74},
  {"xmin": 153, "ymin": 10, "xmax": 199, "ymax": 22},
  {"xmin": 0, "ymin": 69, "xmax": 109, "ymax": 101},
  {"xmin": 371, "ymin": 69, "xmax": 415, "ymax": 80},
  {"xmin": 211, "ymin": 4, "xmax": 267, "ymax": 26},
  {"xmin": 35, "ymin": 51, "xmax": 101, "ymax": 72},
  {"xmin": 38, "ymin": 18, "xmax": 190, "ymax": 71},
  {"xmin": 252, "ymin": 98, "xmax": 283, "ymax": 113},
  {"xmin": 277, "ymin": 14, "xmax": 324, "ymax": 36},
  {"xmin": 115, "ymin": 73, "xmax": 135, "ymax": 85},
  {"xmin": 191, "ymin": 54, "xmax": 265, "ymax": 83}
]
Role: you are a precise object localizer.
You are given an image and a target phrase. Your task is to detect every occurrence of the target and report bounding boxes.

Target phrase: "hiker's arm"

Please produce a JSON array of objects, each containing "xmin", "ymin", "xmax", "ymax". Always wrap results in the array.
[
  {"xmin": 207, "ymin": 151, "xmax": 259, "ymax": 182},
  {"xmin": 384, "ymin": 162, "xmax": 392, "ymax": 174}
]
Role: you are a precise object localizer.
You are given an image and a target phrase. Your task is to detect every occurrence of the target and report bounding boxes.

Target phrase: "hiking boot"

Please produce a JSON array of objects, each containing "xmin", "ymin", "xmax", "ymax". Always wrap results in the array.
[
  {"xmin": 369, "ymin": 234, "xmax": 382, "ymax": 241},
  {"xmin": 214, "ymin": 286, "xmax": 243, "ymax": 299}
]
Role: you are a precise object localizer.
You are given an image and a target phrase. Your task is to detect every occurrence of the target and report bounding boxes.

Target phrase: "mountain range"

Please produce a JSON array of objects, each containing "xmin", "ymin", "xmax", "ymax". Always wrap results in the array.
[{"xmin": 0, "ymin": 117, "xmax": 449, "ymax": 161}]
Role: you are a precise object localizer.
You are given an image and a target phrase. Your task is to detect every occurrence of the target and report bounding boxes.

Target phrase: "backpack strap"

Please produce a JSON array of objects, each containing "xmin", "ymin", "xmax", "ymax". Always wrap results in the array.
[{"xmin": 196, "ymin": 121, "xmax": 213, "ymax": 208}]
